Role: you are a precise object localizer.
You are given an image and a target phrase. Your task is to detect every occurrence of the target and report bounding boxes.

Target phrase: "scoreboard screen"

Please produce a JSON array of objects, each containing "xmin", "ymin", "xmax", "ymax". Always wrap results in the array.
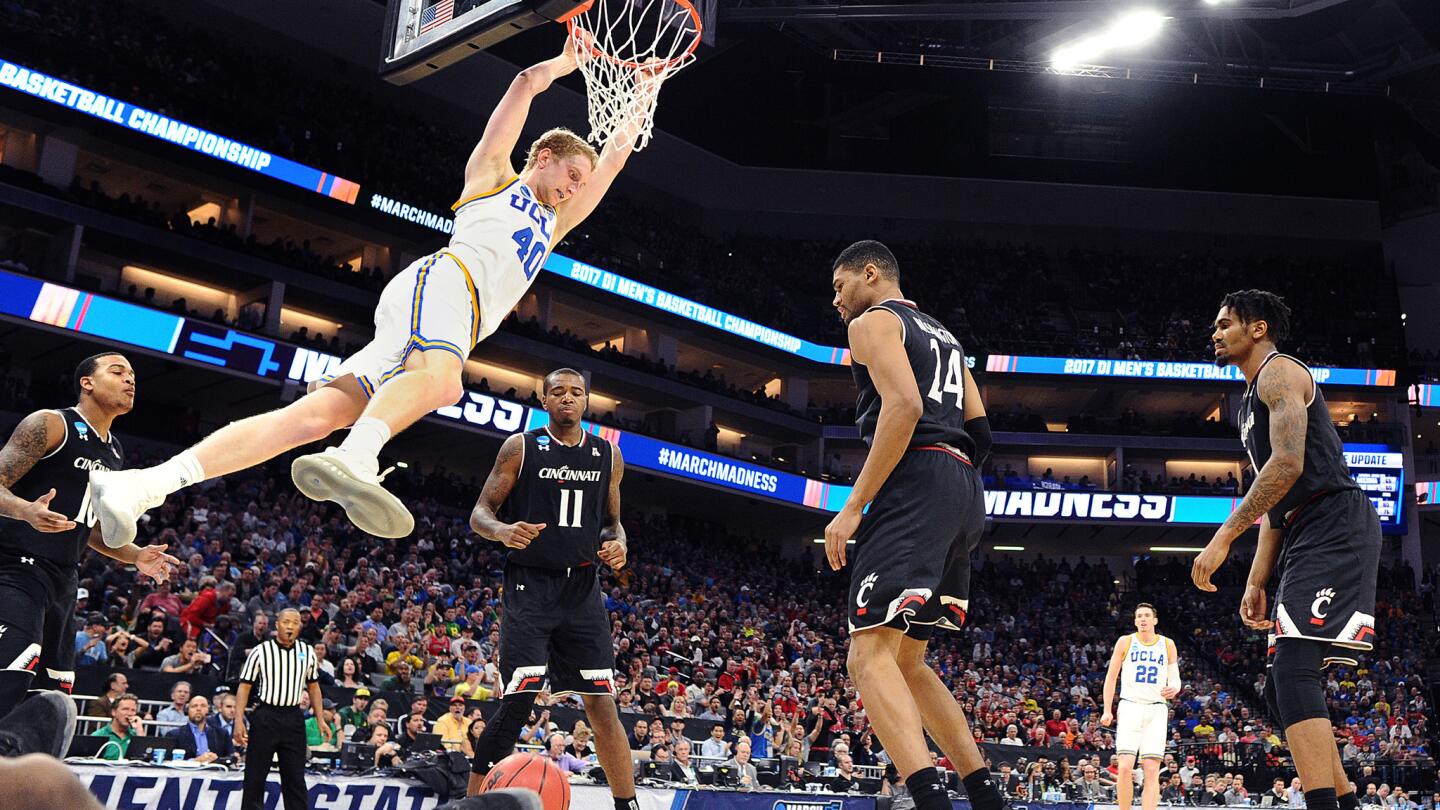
[{"xmin": 1344, "ymin": 444, "xmax": 1405, "ymax": 534}]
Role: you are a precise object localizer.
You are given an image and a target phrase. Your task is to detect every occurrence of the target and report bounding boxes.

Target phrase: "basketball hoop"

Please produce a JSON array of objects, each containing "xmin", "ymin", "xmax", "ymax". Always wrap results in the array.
[{"xmin": 559, "ymin": 0, "xmax": 702, "ymax": 152}]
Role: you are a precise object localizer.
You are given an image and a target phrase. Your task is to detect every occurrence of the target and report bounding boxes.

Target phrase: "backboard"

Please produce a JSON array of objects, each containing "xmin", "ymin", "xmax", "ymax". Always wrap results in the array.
[{"xmin": 381, "ymin": 0, "xmax": 586, "ymax": 85}]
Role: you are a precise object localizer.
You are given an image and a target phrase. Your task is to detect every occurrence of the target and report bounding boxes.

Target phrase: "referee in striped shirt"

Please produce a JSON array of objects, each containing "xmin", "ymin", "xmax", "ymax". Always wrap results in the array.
[{"xmin": 234, "ymin": 607, "xmax": 331, "ymax": 810}]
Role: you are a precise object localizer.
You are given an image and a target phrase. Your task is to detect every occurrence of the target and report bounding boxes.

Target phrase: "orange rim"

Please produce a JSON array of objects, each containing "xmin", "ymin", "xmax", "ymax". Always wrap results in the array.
[
  {"xmin": 554, "ymin": 0, "xmax": 595, "ymax": 24},
  {"xmin": 565, "ymin": 0, "xmax": 703, "ymax": 71}
]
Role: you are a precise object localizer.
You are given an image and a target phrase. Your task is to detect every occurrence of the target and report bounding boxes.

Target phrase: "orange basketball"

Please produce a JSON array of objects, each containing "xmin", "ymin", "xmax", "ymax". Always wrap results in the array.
[{"xmin": 481, "ymin": 752, "xmax": 572, "ymax": 810}]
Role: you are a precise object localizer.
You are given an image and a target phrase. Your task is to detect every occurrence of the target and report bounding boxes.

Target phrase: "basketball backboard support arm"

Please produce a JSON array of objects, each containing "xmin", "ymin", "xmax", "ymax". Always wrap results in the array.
[{"xmin": 381, "ymin": 0, "xmax": 586, "ymax": 85}]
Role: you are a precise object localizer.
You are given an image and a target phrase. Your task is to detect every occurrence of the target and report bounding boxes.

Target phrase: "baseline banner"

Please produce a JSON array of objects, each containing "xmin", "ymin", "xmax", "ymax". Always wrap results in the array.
[
  {"xmin": 669, "ymin": 789, "xmax": 876, "ymax": 810},
  {"xmin": 72, "ymin": 765, "xmax": 679, "ymax": 810},
  {"xmin": 75, "ymin": 765, "xmax": 436, "ymax": 810},
  {"xmin": 985, "ymin": 355, "xmax": 1396, "ymax": 388}
]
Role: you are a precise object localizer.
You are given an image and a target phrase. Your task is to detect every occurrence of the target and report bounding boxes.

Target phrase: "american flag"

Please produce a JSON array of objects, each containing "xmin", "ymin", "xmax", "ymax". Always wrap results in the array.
[{"xmin": 419, "ymin": 0, "xmax": 454, "ymax": 35}]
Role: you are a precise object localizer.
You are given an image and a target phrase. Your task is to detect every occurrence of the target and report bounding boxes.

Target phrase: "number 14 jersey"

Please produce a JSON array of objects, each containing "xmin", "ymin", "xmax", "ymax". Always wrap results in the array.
[{"xmin": 501, "ymin": 427, "xmax": 613, "ymax": 569}]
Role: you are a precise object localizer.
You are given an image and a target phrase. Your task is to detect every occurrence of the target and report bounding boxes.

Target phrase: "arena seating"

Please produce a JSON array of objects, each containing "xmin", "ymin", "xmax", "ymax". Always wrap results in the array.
[{"xmin": 58, "ymin": 446, "xmax": 1435, "ymax": 796}]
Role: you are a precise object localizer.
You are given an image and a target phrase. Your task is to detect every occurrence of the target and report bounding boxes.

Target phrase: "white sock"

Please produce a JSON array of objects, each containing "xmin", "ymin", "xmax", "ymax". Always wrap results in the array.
[
  {"xmin": 145, "ymin": 450, "xmax": 206, "ymax": 496},
  {"xmin": 338, "ymin": 417, "xmax": 392, "ymax": 461}
]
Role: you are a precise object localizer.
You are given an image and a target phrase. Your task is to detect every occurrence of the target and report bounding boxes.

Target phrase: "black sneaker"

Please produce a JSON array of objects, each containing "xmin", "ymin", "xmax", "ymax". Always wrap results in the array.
[{"xmin": 0, "ymin": 691, "xmax": 77, "ymax": 758}]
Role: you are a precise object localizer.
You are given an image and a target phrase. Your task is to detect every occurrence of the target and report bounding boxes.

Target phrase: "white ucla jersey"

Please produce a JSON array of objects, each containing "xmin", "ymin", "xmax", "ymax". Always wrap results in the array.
[
  {"xmin": 449, "ymin": 175, "xmax": 558, "ymax": 342},
  {"xmin": 1120, "ymin": 633, "xmax": 1171, "ymax": 704}
]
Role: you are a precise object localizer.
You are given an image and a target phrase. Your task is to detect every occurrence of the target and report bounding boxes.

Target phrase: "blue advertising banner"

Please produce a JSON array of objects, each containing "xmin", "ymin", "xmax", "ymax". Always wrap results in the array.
[{"xmin": 0, "ymin": 268, "xmax": 1409, "ymax": 524}]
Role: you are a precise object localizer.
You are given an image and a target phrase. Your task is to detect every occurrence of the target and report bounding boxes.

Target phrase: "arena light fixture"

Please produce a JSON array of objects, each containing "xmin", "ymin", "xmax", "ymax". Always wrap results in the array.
[
  {"xmin": 993, "ymin": 545, "xmax": 1026, "ymax": 551},
  {"xmin": 1149, "ymin": 546, "xmax": 1206, "ymax": 553},
  {"xmin": 1051, "ymin": 9, "xmax": 1168, "ymax": 72}
]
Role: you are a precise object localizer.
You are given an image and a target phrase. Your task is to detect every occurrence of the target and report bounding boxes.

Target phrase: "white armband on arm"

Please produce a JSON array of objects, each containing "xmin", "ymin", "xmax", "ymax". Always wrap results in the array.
[{"xmin": 1167, "ymin": 663, "xmax": 1182, "ymax": 692}]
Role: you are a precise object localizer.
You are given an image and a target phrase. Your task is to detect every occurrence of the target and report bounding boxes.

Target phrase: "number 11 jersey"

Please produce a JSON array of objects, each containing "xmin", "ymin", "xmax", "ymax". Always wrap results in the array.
[{"xmin": 501, "ymin": 426, "xmax": 613, "ymax": 569}]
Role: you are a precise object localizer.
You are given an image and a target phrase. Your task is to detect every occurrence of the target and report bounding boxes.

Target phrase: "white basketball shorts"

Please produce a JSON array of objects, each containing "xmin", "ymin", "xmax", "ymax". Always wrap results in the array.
[
  {"xmin": 1115, "ymin": 700, "xmax": 1167, "ymax": 760},
  {"xmin": 319, "ymin": 250, "xmax": 479, "ymax": 397}
]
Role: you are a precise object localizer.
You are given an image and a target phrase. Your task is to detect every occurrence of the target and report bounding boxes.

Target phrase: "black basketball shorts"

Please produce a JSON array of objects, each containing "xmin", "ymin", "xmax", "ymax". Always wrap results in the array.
[
  {"xmin": 0, "ymin": 554, "xmax": 78, "ymax": 692},
  {"xmin": 499, "ymin": 561, "xmax": 616, "ymax": 697},
  {"xmin": 847, "ymin": 445, "xmax": 986, "ymax": 640},
  {"xmin": 1269, "ymin": 488, "xmax": 1381, "ymax": 665}
]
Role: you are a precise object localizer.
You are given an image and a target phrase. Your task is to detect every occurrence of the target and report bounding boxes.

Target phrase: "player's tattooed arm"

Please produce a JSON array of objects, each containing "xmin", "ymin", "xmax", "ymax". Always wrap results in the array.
[
  {"xmin": 598, "ymin": 445, "xmax": 628, "ymax": 569},
  {"xmin": 1218, "ymin": 359, "xmax": 1309, "ymax": 538},
  {"xmin": 470, "ymin": 434, "xmax": 526, "ymax": 544},
  {"xmin": 0, "ymin": 410, "xmax": 68, "ymax": 527}
]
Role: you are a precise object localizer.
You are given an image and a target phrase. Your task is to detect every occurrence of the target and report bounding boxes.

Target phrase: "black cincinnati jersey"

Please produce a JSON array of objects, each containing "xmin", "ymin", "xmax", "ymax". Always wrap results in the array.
[
  {"xmin": 852, "ymin": 299, "xmax": 975, "ymax": 455},
  {"xmin": 1238, "ymin": 352, "xmax": 1357, "ymax": 529},
  {"xmin": 0, "ymin": 408, "xmax": 122, "ymax": 567},
  {"xmin": 501, "ymin": 427, "xmax": 613, "ymax": 569}
]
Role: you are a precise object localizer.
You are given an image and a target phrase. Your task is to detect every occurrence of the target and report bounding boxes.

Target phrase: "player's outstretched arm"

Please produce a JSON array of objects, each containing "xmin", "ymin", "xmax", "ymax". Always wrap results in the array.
[
  {"xmin": 597, "ymin": 445, "xmax": 627, "ymax": 570},
  {"xmin": 1193, "ymin": 357, "xmax": 1308, "ymax": 590},
  {"xmin": 0, "ymin": 410, "xmax": 72, "ymax": 532},
  {"xmin": 823, "ymin": 309, "xmax": 919, "ymax": 570},
  {"xmin": 554, "ymin": 71, "xmax": 665, "ymax": 239},
  {"xmin": 87, "ymin": 528, "xmax": 182, "ymax": 582},
  {"xmin": 470, "ymin": 434, "xmax": 544, "ymax": 548},
  {"xmin": 460, "ymin": 39, "xmax": 579, "ymax": 197}
]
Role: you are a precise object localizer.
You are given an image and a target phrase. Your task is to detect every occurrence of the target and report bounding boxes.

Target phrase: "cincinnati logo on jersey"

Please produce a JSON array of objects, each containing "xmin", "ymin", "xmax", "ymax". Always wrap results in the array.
[
  {"xmin": 856, "ymin": 573, "xmax": 879, "ymax": 608},
  {"xmin": 1239, "ymin": 408, "xmax": 1256, "ymax": 446},
  {"xmin": 1310, "ymin": 588, "xmax": 1336, "ymax": 625},
  {"xmin": 537, "ymin": 466, "xmax": 602, "ymax": 483},
  {"xmin": 72, "ymin": 457, "xmax": 113, "ymax": 472}
]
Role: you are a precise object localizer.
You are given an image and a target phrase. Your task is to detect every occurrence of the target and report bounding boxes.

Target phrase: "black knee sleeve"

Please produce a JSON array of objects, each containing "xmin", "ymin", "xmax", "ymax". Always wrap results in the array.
[
  {"xmin": 1269, "ymin": 639, "xmax": 1329, "ymax": 727},
  {"xmin": 470, "ymin": 692, "xmax": 539, "ymax": 775}
]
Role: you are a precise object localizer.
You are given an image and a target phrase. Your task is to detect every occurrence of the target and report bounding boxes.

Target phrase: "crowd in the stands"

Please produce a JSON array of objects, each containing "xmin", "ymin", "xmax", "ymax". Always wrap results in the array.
[
  {"xmin": 55, "ymin": 448, "xmax": 1433, "ymax": 785},
  {"xmin": 0, "ymin": 0, "xmax": 1405, "ymax": 374}
]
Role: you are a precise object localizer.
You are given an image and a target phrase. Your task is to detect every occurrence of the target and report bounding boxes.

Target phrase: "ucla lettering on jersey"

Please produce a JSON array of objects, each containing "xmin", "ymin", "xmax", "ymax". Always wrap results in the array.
[
  {"xmin": 1120, "ymin": 634, "xmax": 1169, "ymax": 704},
  {"xmin": 449, "ymin": 177, "xmax": 559, "ymax": 343}
]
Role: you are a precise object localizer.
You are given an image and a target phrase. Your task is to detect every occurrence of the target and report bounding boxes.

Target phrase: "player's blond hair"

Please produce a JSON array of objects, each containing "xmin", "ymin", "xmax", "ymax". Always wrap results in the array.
[{"xmin": 525, "ymin": 128, "xmax": 599, "ymax": 172}]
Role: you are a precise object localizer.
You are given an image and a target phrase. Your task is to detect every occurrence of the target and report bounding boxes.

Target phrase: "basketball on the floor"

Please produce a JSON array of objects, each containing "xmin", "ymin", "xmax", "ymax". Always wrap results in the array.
[{"xmin": 481, "ymin": 753, "xmax": 572, "ymax": 810}]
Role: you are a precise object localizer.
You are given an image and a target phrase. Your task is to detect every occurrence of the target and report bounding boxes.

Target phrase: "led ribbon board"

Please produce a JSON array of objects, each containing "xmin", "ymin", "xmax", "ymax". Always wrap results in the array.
[
  {"xmin": 0, "ymin": 57, "xmax": 454, "ymax": 232},
  {"xmin": 0, "ymin": 269, "xmax": 1412, "ymax": 524},
  {"xmin": 542, "ymin": 255, "xmax": 853, "ymax": 366},
  {"xmin": 986, "ymin": 355, "xmax": 1396, "ymax": 387}
]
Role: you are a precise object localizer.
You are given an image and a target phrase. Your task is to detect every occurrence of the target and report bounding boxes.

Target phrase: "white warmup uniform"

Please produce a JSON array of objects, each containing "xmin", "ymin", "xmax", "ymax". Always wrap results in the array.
[
  {"xmin": 322, "ymin": 175, "xmax": 557, "ymax": 397},
  {"xmin": 1115, "ymin": 632, "xmax": 1178, "ymax": 760}
]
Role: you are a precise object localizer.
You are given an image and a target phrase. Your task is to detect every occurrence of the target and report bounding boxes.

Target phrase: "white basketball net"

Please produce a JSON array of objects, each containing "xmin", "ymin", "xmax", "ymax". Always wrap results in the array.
[{"xmin": 566, "ymin": 0, "xmax": 701, "ymax": 153}]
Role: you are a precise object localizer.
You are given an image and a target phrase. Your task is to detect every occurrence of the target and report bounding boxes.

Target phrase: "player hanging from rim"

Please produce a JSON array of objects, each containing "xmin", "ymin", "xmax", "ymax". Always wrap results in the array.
[
  {"xmin": 463, "ymin": 368, "xmax": 637, "ymax": 810},
  {"xmin": 1100, "ymin": 603, "xmax": 1182, "ymax": 810},
  {"xmin": 823, "ymin": 241, "xmax": 1009, "ymax": 810},
  {"xmin": 0, "ymin": 353, "xmax": 178, "ymax": 716},
  {"xmin": 88, "ymin": 37, "xmax": 664, "ymax": 546},
  {"xmin": 1193, "ymin": 289, "xmax": 1380, "ymax": 810}
]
